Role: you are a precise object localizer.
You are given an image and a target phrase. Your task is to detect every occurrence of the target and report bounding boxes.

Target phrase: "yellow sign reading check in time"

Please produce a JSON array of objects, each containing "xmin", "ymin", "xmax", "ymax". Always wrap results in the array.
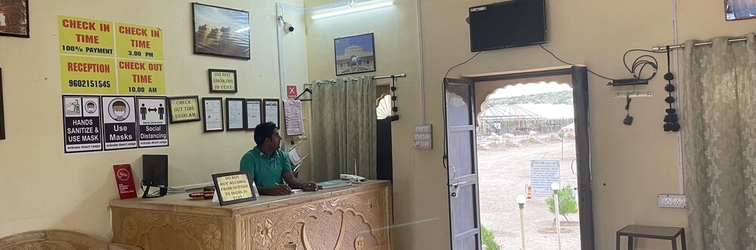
[{"xmin": 58, "ymin": 16, "xmax": 165, "ymax": 95}]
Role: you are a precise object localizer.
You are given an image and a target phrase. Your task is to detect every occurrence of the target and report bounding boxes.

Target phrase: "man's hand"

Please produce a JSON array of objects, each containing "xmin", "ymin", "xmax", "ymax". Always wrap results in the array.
[
  {"xmin": 301, "ymin": 181, "xmax": 318, "ymax": 191},
  {"xmin": 260, "ymin": 184, "xmax": 292, "ymax": 196}
]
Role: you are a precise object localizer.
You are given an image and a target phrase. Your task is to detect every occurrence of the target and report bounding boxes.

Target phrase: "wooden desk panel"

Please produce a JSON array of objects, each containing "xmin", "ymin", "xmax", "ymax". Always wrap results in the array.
[{"xmin": 111, "ymin": 180, "xmax": 391, "ymax": 250}]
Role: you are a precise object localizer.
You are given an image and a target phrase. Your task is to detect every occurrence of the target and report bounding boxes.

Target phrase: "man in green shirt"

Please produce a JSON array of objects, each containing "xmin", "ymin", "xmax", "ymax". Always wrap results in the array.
[{"xmin": 240, "ymin": 122, "xmax": 317, "ymax": 195}]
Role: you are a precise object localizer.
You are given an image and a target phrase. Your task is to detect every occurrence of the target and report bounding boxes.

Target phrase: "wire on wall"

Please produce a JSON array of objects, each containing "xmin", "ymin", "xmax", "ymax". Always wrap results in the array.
[
  {"xmin": 622, "ymin": 49, "xmax": 659, "ymax": 81},
  {"xmin": 441, "ymin": 51, "xmax": 481, "ymax": 171}
]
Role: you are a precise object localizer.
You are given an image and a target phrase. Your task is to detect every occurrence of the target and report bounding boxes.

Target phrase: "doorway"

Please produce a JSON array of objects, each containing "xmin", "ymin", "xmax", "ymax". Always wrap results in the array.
[{"xmin": 444, "ymin": 66, "xmax": 594, "ymax": 250}]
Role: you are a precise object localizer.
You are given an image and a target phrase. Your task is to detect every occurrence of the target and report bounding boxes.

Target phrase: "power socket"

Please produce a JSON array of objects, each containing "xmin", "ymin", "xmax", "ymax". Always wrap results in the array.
[{"xmin": 658, "ymin": 194, "xmax": 686, "ymax": 208}]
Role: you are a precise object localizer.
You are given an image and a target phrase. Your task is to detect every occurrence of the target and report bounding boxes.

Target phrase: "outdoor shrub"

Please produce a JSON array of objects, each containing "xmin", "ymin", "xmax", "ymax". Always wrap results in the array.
[
  {"xmin": 545, "ymin": 184, "xmax": 578, "ymax": 221},
  {"xmin": 480, "ymin": 225, "xmax": 502, "ymax": 250}
]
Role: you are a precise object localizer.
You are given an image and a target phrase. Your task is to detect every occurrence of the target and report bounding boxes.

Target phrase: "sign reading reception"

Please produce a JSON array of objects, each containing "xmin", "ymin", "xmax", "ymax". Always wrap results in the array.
[{"xmin": 59, "ymin": 16, "xmax": 165, "ymax": 95}]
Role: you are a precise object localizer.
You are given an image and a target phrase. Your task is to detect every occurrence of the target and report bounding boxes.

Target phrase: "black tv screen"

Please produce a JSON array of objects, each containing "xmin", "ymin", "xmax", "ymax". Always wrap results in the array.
[{"xmin": 469, "ymin": 0, "xmax": 547, "ymax": 52}]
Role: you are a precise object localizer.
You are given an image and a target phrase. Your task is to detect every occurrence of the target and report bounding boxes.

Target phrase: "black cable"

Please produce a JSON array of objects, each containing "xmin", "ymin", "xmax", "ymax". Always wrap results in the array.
[
  {"xmin": 443, "ymin": 51, "xmax": 482, "ymax": 80},
  {"xmin": 622, "ymin": 49, "xmax": 663, "ymax": 80},
  {"xmin": 623, "ymin": 86, "xmax": 635, "ymax": 126},
  {"xmin": 440, "ymin": 51, "xmax": 481, "ymax": 170},
  {"xmin": 538, "ymin": 45, "xmax": 616, "ymax": 81}
]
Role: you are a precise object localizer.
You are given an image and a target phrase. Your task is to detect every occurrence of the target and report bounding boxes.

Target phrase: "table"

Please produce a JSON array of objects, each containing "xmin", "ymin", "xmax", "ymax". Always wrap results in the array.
[
  {"xmin": 616, "ymin": 224, "xmax": 686, "ymax": 250},
  {"xmin": 110, "ymin": 180, "xmax": 392, "ymax": 250}
]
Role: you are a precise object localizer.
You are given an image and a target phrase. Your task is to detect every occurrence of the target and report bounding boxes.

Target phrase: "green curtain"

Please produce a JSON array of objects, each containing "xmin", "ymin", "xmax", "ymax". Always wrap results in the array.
[
  {"xmin": 682, "ymin": 33, "xmax": 756, "ymax": 250},
  {"xmin": 311, "ymin": 76, "xmax": 377, "ymax": 181}
]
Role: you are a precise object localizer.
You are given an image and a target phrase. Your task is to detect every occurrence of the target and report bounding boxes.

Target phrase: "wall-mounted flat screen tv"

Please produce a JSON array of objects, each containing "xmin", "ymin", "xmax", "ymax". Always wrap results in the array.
[{"xmin": 469, "ymin": 0, "xmax": 547, "ymax": 52}]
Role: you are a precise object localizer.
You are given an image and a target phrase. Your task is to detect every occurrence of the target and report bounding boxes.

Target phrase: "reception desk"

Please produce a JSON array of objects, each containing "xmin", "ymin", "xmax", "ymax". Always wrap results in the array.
[{"xmin": 110, "ymin": 180, "xmax": 391, "ymax": 250}]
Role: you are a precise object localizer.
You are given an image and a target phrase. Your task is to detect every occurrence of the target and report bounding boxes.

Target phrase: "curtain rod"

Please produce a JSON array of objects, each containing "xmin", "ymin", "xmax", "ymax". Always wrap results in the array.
[
  {"xmin": 373, "ymin": 73, "xmax": 406, "ymax": 79},
  {"xmin": 652, "ymin": 37, "xmax": 748, "ymax": 51}
]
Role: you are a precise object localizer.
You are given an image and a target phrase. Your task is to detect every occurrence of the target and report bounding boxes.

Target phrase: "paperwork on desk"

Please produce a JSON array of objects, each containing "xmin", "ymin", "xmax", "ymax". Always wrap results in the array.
[
  {"xmin": 283, "ymin": 100, "xmax": 304, "ymax": 135},
  {"xmin": 288, "ymin": 148, "xmax": 303, "ymax": 166}
]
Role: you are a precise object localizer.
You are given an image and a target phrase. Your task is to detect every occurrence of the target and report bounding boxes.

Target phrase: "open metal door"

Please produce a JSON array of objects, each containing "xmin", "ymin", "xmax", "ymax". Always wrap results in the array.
[{"xmin": 443, "ymin": 78, "xmax": 481, "ymax": 250}]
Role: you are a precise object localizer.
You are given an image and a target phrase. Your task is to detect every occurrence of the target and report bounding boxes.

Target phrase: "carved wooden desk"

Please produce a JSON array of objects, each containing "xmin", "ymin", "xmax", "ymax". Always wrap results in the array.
[{"xmin": 110, "ymin": 180, "xmax": 392, "ymax": 250}]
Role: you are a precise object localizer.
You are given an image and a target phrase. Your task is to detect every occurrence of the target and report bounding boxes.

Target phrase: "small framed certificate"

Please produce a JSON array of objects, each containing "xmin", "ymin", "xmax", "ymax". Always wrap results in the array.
[
  {"xmin": 263, "ymin": 99, "xmax": 280, "ymax": 125},
  {"xmin": 208, "ymin": 69, "xmax": 238, "ymax": 93},
  {"xmin": 167, "ymin": 96, "xmax": 201, "ymax": 123},
  {"xmin": 245, "ymin": 99, "xmax": 262, "ymax": 131},
  {"xmin": 225, "ymin": 98, "xmax": 246, "ymax": 131},
  {"xmin": 202, "ymin": 97, "xmax": 223, "ymax": 132},
  {"xmin": 211, "ymin": 171, "xmax": 256, "ymax": 206}
]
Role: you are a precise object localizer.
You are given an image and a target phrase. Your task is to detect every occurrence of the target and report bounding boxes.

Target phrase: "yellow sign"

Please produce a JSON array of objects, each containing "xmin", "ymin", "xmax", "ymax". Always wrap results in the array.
[
  {"xmin": 168, "ymin": 96, "xmax": 200, "ymax": 123},
  {"xmin": 58, "ymin": 16, "xmax": 165, "ymax": 95},
  {"xmin": 117, "ymin": 59, "xmax": 165, "ymax": 94},
  {"xmin": 60, "ymin": 55, "xmax": 117, "ymax": 94},
  {"xmin": 58, "ymin": 16, "xmax": 115, "ymax": 56},
  {"xmin": 115, "ymin": 23, "xmax": 164, "ymax": 60}
]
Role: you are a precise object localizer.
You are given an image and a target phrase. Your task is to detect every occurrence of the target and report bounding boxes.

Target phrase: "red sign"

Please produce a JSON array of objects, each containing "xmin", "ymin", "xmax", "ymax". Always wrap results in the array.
[
  {"xmin": 113, "ymin": 164, "xmax": 137, "ymax": 199},
  {"xmin": 286, "ymin": 85, "xmax": 298, "ymax": 99}
]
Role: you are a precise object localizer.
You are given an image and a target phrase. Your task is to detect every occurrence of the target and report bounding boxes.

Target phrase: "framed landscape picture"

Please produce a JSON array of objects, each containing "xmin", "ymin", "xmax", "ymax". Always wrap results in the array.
[
  {"xmin": 0, "ymin": 0, "xmax": 29, "ymax": 38},
  {"xmin": 192, "ymin": 3, "xmax": 250, "ymax": 59},
  {"xmin": 334, "ymin": 33, "xmax": 376, "ymax": 76}
]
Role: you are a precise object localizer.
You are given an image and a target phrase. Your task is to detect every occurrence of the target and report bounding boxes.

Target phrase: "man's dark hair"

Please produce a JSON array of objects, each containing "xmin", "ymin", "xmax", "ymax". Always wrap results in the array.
[{"xmin": 253, "ymin": 122, "xmax": 278, "ymax": 145}]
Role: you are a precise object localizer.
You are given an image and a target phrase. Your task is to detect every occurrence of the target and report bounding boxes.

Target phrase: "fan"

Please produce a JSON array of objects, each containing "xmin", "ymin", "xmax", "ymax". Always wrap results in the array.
[{"xmin": 376, "ymin": 94, "xmax": 392, "ymax": 120}]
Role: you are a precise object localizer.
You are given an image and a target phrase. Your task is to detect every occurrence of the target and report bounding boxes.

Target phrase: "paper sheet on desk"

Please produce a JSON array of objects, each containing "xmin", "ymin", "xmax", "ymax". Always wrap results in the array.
[{"xmin": 288, "ymin": 148, "xmax": 302, "ymax": 166}]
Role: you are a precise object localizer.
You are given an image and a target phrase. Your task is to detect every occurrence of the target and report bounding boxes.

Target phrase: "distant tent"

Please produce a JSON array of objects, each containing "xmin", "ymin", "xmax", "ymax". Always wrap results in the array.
[
  {"xmin": 479, "ymin": 104, "xmax": 543, "ymax": 121},
  {"xmin": 479, "ymin": 104, "xmax": 574, "ymax": 135}
]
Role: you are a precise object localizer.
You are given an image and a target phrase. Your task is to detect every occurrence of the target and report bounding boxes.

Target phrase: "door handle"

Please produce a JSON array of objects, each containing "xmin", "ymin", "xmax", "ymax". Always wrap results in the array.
[{"xmin": 449, "ymin": 181, "xmax": 467, "ymax": 198}]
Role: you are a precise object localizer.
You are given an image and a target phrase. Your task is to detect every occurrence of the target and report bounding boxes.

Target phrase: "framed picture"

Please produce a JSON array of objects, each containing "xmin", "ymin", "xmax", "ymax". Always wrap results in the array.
[
  {"xmin": 0, "ymin": 0, "xmax": 29, "ymax": 38},
  {"xmin": 263, "ymin": 99, "xmax": 280, "ymax": 126},
  {"xmin": 245, "ymin": 99, "xmax": 262, "ymax": 131},
  {"xmin": 211, "ymin": 171, "xmax": 257, "ymax": 206},
  {"xmin": 208, "ymin": 69, "xmax": 238, "ymax": 93},
  {"xmin": 202, "ymin": 97, "xmax": 224, "ymax": 132},
  {"xmin": 0, "ymin": 68, "xmax": 4, "ymax": 140},
  {"xmin": 225, "ymin": 98, "xmax": 246, "ymax": 131},
  {"xmin": 192, "ymin": 3, "xmax": 251, "ymax": 60},
  {"xmin": 725, "ymin": 0, "xmax": 756, "ymax": 20},
  {"xmin": 334, "ymin": 33, "xmax": 376, "ymax": 76},
  {"xmin": 167, "ymin": 96, "xmax": 201, "ymax": 123}
]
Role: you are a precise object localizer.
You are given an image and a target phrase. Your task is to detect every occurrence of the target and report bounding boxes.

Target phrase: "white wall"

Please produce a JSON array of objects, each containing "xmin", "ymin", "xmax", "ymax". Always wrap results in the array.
[
  {"xmin": 0, "ymin": 0, "xmax": 306, "ymax": 239},
  {"xmin": 2, "ymin": 0, "xmax": 755, "ymax": 249},
  {"xmin": 306, "ymin": 0, "xmax": 756, "ymax": 249}
]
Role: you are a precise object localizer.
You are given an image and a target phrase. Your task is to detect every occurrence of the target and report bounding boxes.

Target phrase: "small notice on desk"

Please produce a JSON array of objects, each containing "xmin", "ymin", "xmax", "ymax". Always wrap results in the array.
[
  {"xmin": 113, "ymin": 164, "xmax": 137, "ymax": 199},
  {"xmin": 211, "ymin": 171, "xmax": 256, "ymax": 206},
  {"xmin": 283, "ymin": 100, "xmax": 304, "ymax": 135}
]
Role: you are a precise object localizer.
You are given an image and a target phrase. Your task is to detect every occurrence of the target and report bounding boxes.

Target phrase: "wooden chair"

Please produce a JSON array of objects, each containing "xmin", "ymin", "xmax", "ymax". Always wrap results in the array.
[{"xmin": 0, "ymin": 229, "xmax": 142, "ymax": 250}]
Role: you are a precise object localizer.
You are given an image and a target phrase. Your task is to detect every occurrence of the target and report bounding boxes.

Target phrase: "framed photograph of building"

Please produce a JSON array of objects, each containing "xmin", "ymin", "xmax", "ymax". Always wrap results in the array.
[
  {"xmin": 334, "ymin": 33, "xmax": 376, "ymax": 76},
  {"xmin": 192, "ymin": 3, "xmax": 250, "ymax": 60},
  {"xmin": 726, "ymin": 0, "xmax": 756, "ymax": 21},
  {"xmin": 0, "ymin": 0, "xmax": 29, "ymax": 38}
]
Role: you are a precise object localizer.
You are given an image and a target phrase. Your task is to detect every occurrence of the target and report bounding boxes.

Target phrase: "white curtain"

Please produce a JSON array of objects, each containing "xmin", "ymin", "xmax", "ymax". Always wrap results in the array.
[
  {"xmin": 682, "ymin": 33, "xmax": 756, "ymax": 250},
  {"xmin": 311, "ymin": 76, "xmax": 377, "ymax": 181}
]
